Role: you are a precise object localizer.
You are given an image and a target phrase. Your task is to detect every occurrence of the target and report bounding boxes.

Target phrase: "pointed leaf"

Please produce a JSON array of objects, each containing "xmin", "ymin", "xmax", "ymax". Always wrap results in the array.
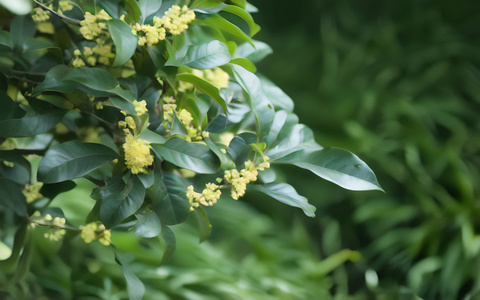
[
  {"xmin": 0, "ymin": 178, "xmax": 27, "ymax": 216},
  {"xmin": 64, "ymin": 67, "xmax": 118, "ymax": 91},
  {"xmin": 38, "ymin": 141, "xmax": 118, "ymax": 183},
  {"xmin": 250, "ymin": 183, "xmax": 316, "ymax": 217},
  {"xmin": 166, "ymin": 40, "xmax": 231, "ymax": 69},
  {"xmin": 221, "ymin": 5, "xmax": 261, "ymax": 36},
  {"xmin": 194, "ymin": 207, "xmax": 212, "ymax": 243},
  {"xmin": 160, "ymin": 224, "xmax": 176, "ymax": 264},
  {"xmin": 278, "ymin": 148, "xmax": 383, "ymax": 192},
  {"xmin": 135, "ymin": 212, "xmax": 161, "ymax": 238},
  {"xmin": 138, "ymin": 0, "xmax": 163, "ymax": 22},
  {"xmin": 0, "ymin": 110, "xmax": 66, "ymax": 138},
  {"xmin": 114, "ymin": 250, "xmax": 146, "ymax": 300},
  {"xmin": 176, "ymin": 73, "xmax": 227, "ymax": 111},
  {"xmin": 151, "ymin": 137, "xmax": 219, "ymax": 174},
  {"xmin": 108, "ymin": 19, "xmax": 138, "ymax": 66}
]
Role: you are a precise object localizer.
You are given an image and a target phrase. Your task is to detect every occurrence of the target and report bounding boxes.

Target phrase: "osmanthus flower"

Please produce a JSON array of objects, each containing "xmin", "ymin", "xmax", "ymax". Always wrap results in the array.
[
  {"xmin": 187, "ymin": 183, "xmax": 222, "ymax": 211},
  {"xmin": 22, "ymin": 182, "xmax": 44, "ymax": 203},
  {"xmin": 133, "ymin": 100, "xmax": 148, "ymax": 116},
  {"xmin": 123, "ymin": 133, "xmax": 154, "ymax": 174},
  {"xmin": 79, "ymin": 10, "xmax": 111, "ymax": 40},
  {"xmin": 80, "ymin": 222, "xmax": 111, "ymax": 246},
  {"xmin": 161, "ymin": 5, "xmax": 196, "ymax": 35},
  {"xmin": 224, "ymin": 157, "xmax": 271, "ymax": 200},
  {"xmin": 178, "ymin": 68, "xmax": 229, "ymax": 91}
]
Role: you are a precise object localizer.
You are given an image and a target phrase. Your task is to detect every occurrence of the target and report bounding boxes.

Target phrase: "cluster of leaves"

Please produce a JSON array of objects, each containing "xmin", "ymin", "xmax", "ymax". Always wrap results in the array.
[
  {"xmin": 255, "ymin": 0, "xmax": 480, "ymax": 298},
  {"xmin": 0, "ymin": 0, "xmax": 381, "ymax": 298}
]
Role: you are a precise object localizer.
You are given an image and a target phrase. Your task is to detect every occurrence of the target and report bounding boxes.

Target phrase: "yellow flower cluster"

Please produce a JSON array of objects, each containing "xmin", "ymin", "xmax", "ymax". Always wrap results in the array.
[
  {"xmin": 162, "ymin": 96, "xmax": 177, "ymax": 123},
  {"xmin": 79, "ymin": 10, "xmax": 112, "ymax": 40},
  {"xmin": 123, "ymin": 133, "xmax": 154, "ymax": 174},
  {"xmin": 72, "ymin": 45, "xmax": 115, "ymax": 68},
  {"xmin": 78, "ymin": 126, "xmax": 100, "ymax": 143},
  {"xmin": 131, "ymin": 5, "xmax": 195, "ymax": 47},
  {"xmin": 80, "ymin": 222, "xmax": 111, "ymax": 246},
  {"xmin": 161, "ymin": 96, "xmax": 208, "ymax": 141},
  {"xmin": 186, "ymin": 183, "xmax": 221, "ymax": 211},
  {"xmin": 58, "ymin": 1, "xmax": 73, "ymax": 12},
  {"xmin": 162, "ymin": 5, "xmax": 196, "ymax": 35},
  {"xmin": 132, "ymin": 21, "xmax": 166, "ymax": 47},
  {"xmin": 133, "ymin": 100, "xmax": 148, "ymax": 116},
  {"xmin": 32, "ymin": 7, "xmax": 50, "ymax": 22},
  {"xmin": 30, "ymin": 212, "xmax": 67, "ymax": 241},
  {"xmin": 32, "ymin": 7, "xmax": 54, "ymax": 34},
  {"xmin": 22, "ymin": 182, "xmax": 44, "ymax": 203},
  {"xmin": 224, "ymin": 157, "xmax": 270, "ymax": 200},
  {"xmin": 178, "ymin": 68, "xmax": 229, "ymax": 92}
]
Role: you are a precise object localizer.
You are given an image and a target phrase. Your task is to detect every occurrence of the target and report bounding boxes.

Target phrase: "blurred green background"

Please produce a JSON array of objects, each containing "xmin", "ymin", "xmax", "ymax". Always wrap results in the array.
[{"xmin": 5, "ymin": 0, "xmax": 480, "ymax": 299}]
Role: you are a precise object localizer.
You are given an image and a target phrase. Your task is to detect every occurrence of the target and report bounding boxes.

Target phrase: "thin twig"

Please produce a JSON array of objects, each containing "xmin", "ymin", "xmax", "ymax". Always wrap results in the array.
[{"xmin": 33, "ymin": 0, "xmax": 81, "ymax": 25}]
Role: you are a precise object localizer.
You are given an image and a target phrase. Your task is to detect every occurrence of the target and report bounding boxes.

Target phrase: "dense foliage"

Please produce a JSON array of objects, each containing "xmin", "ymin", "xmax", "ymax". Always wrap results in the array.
[
  {"xmin": 0, "ymin": 0, "xmax": 381, "ymax": 298},
  {"xmin": 254, "ymin": 0, "xmax": 480, "ymax": 298}
]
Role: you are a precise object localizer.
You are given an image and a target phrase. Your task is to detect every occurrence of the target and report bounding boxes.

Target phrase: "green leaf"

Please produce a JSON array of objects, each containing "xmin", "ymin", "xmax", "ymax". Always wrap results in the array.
[
  {"xmin": 0, "ymin": 110, "xmax": 66, "ymax": 138},
  {"xmin": 138, "ymin": 0, "xmax": 163, "ymax": 23},
  {"xmin": 100, "ymin": 175, "xmax": 146, "ymax": 228},
  {"xmin": 0, "ymin": 178, "xmax": 27, "ymax": 216},
  {"xmin": 160, "ymin": 224, "xmax": 176, "ymax": 264},
  {"xmin": 191, "ymin": 0, "xmax": 226, "ymax": 13},
  {"xmin": 40, "ymin": 181, "xmax": 76, "ymax": 201},
  {"xmin": 176, "ymin": 73, "xmax": 227, "ymax": 111},
  {"xmin": 230, "ymin": 64, "xmax": 275, "ymax": 141},
  {"xmin": 150, "ymin": 163, "xmax": 190, "ymax": 225},
  {"xmin": 266, "ymin": 110, "xmax": 288, "ymax": 146},
  {"xmin": 0, "ymin": 150, "xmax": 31, "ymax": 185},
  {"xmin": 124, "ymin": 0, "xmax": 141, "ymax": 23},
  {"xmin": 277, "ymin": 148, "xmax": 384, "ymax": 192},
  {"xmin": 260, "ymin": 75, "xmax": 294, "ymax": 112},
  {"xmin": 38, "ymin": 141, "xmax": 118, "ymax": 183},
  {"xmin": 0, "ymin": 0, "xmax": 33, "ymax": 15},
  {"xmin": 0, "ymin": 30, "xmax": 13, "ymax": 49},
  {"xmin": 234, "ymin": 40, "xmax": 272, "ymax": 63},
  {"xmin": 221, "ymin": 5, "xmax": 261, "ymax": 36},
  {"xmin": 205, "ymin": 138, "xmax": 235, "ymax": 170},
  {"xmin": 108, "ymin": 19, "xmax": 138, "ymax": 66},
  {"xmin": 135, "ymin": 212, "xmax": 161, "ymax": 238},
  {"xmin": 64, "ymin": 67, "xmax": 118, "ymax": 91},
  {"xmin": 266, "ymin": 123, "xmax": 321, "ymax": 160},
  {"xmin": 0, "ymin": 90, "xmax": 24, "ymax": 121},
  {"xmin": 230, "ymin": 57, "xmax": 256, "ymax": 73},
  {"xmin": 250, "ymin": 183, "xmax": 316, "ymax": 217},
  {"xmin": 10, "ymin": 15, "xmax": 35, "ymax": 51},
  {"xmin": 33, "ymin": 65, "xmax": 76, "ymax": 94},
  {"xmin": 193, "ymin": 207, "xmax": 212, "ymax": 243},
  {"xmin": 151, "ymin": 138, "xmax": 219, "ymax": 174},
  {"xmin": 114, "ymin": 250, "xmax": 146, "ymax": 300},
  {"xmin": 194, "ymin": 15, "xmax": 252, "ymax": 46},
  {"xmin": 166, "ymin": 40, "xmax": 231, "ymax": 69}
]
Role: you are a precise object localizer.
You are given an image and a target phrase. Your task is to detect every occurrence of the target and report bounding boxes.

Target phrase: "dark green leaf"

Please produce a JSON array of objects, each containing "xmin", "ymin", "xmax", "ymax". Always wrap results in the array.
[
  {"xmin": 194, "ymin": 207, "xmax": 212, "ymax": 243},
  {"xmin": 114, "ymin": 250, "xmax": 146, "ymax": 300},
  {"xmin": 135, "ymin": 212, "xmax": 161, "ymax": 238},
  {"xmin": 40, "ymin": 181, "xmax": 76, "ymax": 201},
  {"xmin": 205, "ymin": 138, "xmax": 235, "ymax": 169},
  {"xmin": 191, "ymin": 0, "xmax": 226, "ymax": 13},
  {"xmin": 150, "ymin": 163, "xmax": 190, "ymax": 225},
  {"xmin": 166, "ymin": 40, "xmax": 231, "ymax": 69},
  {"xmin": 151, "ymin": 138, "xmax": 219, "ymax": 174},
  {"xmin": 266, "ymin": 123, "xmax": 321, "ymax": 160},
  {"xmin": 0, "ymin": 90, "xmax": 24, "ymax": 120},
  {"xmin": 277, "ymin": 148, "xmax": 384, "ymax": 192},
  {"xmin": 160, "ymin": 224, "xmax": 176, "ymax": 264},
  {"xmin": 0, "ymin": 110, "xmax": 66, "ymax": 138},
  {"xmin": 10, "ymin": 15, "xmax": 35, "ymax": 51},
  {"xmin": 38, "ymin": 141, "xmax": 118, "ymax": 183},
  {"xmin": 108, "ymin": 20, "xmax": 138, "ymax": 66},
  {"xmin": 266, "ymin": 110, "xmax": 288, "ymax": 146},
  {"xmin": 0, "ymin": 178, "xmax": 27, "ymax": 216},
  {"xmin": 64, "ymin": 67, "xmax": 118, "ymax": 91},
  {"xmin": 0, "ymin": 30, "xmax": 13, "ymax": 49},
  {"xmin": 100, "ymin": 175, "xmax": 146, "ymax": 228},
  {"xmin": 138, "ymin": 0, "xmax": 163, "ymax": 22},
  {"xmin": 176, "ymin": 73, "xmax": 227, "ymax": 111},
  {"xmin": 250, "ymin": 183, "xmax": 316, "ymax": 217},
  {"xmin": 33, "ymin": 65, "xmax": 76, "ymax": 94},
  {"xmin": 260, "ymin": 75, "xmax": 294, "ymax": 112},
  {"xmin": 0, "ymin": 150, "xmax": 31, "ymax": 185}
]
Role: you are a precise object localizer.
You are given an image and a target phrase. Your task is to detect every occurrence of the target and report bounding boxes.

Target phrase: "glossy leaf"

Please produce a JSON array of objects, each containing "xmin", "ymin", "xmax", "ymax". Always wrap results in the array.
[
  {"xmin": 222, "ymin": 5, "xmax": 261, "ymax": 36},
  {"xmin": 250, "ymin": 183, "xmax": 316, "ymax": 217},
  {"xmin": 64, "ymin": 67, "xmax": 118, "ymax": 91},
  {"xmin": 260, "ymin": 75, "xmax": 295, "ymax": 112},
  {"xmin": 135, "ymin": 212, "xmax": 161, "ymax": 238},
  {"xmin": 10, "ymin": 15, "xmax": 35, "ymax": 51},
  {"xmin": 277, "ymin": 148, "xmax": 384, "ymax": 192},
  {"xmin": 151, "ymin": 138, "xmax": 219, "ymax": 174},
  {"xmin": 114, "ymin": 250, "xmax": 146, "ymax": 300},
  {"xmin": 150, "ymin": 165, "xmax": 190, "ymax": 225},
  {"xmin": 0, "ymin": 150, "xmax": 31, "ymax": 185},
  {"xmin": 0, "ymin": 178, "xmax": 27, "ymax": 216},
  {"xmin": 38, "ymin": 141, "xmax": 118, "ymax": 183},
  {"xmin": 266, "ymin": 124, "xmax": 321, "ymax": 160},
  {"xmin": 176, "ymin": 73, "xmax": 227, "ymax": 111},
  {"xmin": 195, "ymin": 15, "xmax": 252, "ymax": 46},
  {"xmin": 191, "ymin": 0, "xmax": 226, "ymax": 14},
  {"xmin": 234, "ymin": 40, "xmax": 272, "ymax": 63},
  {"xmin": 231, "ymin": 57, "xmax": 256, "ymax": 73},
  {"xmin": 205, "ymin": 138, "xmax": 235, "ymax": 170},
  {"xmin": 0, "ymin": 110, "xmax": 66, "ymax": 138},
  {"xmin": 108, "ymin": 19, "xmax": 138, "ymax": 66},
  {"xmin": 138, "ymin": 0, "xmax": 163, "ymax": 22},
  {"xmin": 100, "ymin": 175, "xmax": 146, "ymax": 228},
  {"xmin": 33, "ymin": 65, "xmax": 76, "ymax": 94},
  {"xmin": 160, "ymin": 224, "xmax": 176, "ymax": 264},
  {"xmin": 166, "ymin": 40, "xmax": 231, "ymax": 69}
]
